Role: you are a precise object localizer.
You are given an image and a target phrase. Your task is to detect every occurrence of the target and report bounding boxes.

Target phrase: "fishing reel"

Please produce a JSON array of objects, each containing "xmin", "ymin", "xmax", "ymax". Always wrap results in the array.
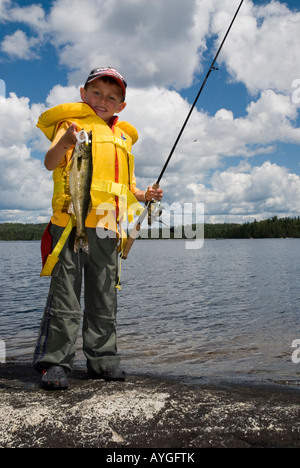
[{"xmin": 147, "ymin": 200, "xmax": 164, "ymax": 226}]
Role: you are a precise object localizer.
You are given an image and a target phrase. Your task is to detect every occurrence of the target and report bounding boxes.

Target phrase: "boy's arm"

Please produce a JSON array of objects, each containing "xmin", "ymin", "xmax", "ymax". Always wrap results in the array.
[{"xmin": 44, "ymin": 123, "xmax": 77, "ymax": 171}]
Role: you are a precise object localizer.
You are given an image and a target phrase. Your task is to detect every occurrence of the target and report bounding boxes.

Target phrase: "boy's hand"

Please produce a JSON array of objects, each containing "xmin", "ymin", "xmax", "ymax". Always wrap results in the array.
[
  {"xmin": 145, "ymin": 186, "xmax": 163, "ymax": 202},
  {"xmin": 63, "ymin": 122, "xmax": 78, "ymax": 147},
  {"xmin": 44, "ymin": 122, "xmax": 78, "ymax": 171}
]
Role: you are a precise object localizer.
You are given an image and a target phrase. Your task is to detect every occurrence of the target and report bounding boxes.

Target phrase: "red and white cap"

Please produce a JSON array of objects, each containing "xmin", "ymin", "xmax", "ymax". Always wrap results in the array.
[{"xmin": 84, "ymin": 67, "xmax": 127, "ymax": 98}]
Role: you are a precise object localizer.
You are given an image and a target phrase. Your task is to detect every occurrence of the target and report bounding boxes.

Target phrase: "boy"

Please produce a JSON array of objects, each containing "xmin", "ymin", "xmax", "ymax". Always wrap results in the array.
[{"xmin": 34, "ymin": 68, "xmax": 163, "ymax": 390}]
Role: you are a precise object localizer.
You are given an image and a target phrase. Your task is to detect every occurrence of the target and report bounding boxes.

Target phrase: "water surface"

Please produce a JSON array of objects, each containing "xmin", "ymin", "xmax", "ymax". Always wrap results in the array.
[{"xmin": 0, "ymin": 239, "xmax": 299, "ymax": 386}]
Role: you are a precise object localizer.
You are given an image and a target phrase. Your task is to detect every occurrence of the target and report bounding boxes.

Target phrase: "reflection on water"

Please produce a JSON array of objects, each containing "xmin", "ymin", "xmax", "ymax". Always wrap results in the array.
[{"xmin": 0, "ymin": 239, "xmax": 299, "ymax": 386}]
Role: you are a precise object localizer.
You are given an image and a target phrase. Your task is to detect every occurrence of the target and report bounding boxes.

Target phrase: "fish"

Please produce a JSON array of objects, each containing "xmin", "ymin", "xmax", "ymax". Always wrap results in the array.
[{"xmin": 68, "ymin": 130, "xmax": 93, "ymax": 253}]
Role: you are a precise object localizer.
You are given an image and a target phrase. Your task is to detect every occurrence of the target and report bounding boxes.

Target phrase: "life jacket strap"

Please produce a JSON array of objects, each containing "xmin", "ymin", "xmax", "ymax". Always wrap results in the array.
[
  {"xmin": 53, "ymin": 179, "xmax": 143, "ymax": 222},
  {"xmin": 40, "ymin": 215, "xmax": 76, "ymax": 277},
  {"xmin": 91, "ymin": 179, "xmax": 143, "ymax": 224},
  {"xmin": 93, "ymin": 135, "xmax": 131, "ymax": 152}
]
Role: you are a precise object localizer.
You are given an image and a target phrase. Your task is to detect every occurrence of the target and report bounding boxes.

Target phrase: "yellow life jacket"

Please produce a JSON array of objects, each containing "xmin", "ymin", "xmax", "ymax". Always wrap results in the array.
[{"xmin": 37, "ymin": 102, "xmax": 143, "ymax": 233}]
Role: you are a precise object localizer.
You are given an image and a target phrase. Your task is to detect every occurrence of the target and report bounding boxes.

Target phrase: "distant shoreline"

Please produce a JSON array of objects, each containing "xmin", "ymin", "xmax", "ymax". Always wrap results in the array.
[{"xmin": 0, "ymin": 216, "xmax": 300, "ymax": 241}]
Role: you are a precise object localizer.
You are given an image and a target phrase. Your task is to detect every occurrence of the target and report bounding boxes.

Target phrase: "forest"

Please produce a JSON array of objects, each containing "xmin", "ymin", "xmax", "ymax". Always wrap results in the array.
[
  {"xmin": 0, "ymin": 223, "xmax": 47, "ymax": 241},
  {"xmin": 0, "ymin": 216, "xmax": 300, "ymax": 241},
  {"xmin": 203, "ymin": 216, "xmax": 300, "ymax": 239}
]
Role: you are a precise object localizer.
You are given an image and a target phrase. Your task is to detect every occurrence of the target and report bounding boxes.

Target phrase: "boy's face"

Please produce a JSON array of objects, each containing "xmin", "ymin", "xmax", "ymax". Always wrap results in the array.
[{"xmin": 80, "ymin": 79, "xmax": 126, "ymax": 123}]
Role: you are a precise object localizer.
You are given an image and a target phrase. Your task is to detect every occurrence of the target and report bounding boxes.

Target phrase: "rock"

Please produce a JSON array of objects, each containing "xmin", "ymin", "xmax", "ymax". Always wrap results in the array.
[{"xmin": 0, "ymin": 363, "xmax": 299, "ymax": 448}]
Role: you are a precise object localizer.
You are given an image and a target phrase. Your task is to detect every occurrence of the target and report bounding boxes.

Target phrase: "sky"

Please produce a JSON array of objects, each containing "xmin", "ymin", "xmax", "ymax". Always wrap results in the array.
[{"xmin": 0, "ymin": 0, "xmax": 300, "ymax": 225}]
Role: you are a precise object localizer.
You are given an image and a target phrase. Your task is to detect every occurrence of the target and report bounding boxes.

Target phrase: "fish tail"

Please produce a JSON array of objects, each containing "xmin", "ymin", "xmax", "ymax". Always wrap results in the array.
[{"xmin": 74, "ymin": 232, "xmax": 89, "ymax": 254}]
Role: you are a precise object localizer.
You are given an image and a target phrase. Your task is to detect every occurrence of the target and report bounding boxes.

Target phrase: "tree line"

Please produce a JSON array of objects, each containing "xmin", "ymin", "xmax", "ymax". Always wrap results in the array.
[
  {"xmin": 203, "ymin": 216, "xmax": 300, "ymax": 239},
  {"xmin": 139, "ymin": 216, "xmax": 300, "ymax": 239},
  {"xmin": 0, "ymin": 216, "xmax": 300, "ymax": 241},
  {"xmin": 0, "ymin": 223, "xmax": 47, "ymax": 241}
]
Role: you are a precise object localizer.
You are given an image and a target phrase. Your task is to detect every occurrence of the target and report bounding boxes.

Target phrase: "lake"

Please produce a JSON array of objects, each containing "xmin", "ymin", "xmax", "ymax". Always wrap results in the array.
[{"xmin": 0, "ymin": 238, "xmax": 299, "ymax": 387}]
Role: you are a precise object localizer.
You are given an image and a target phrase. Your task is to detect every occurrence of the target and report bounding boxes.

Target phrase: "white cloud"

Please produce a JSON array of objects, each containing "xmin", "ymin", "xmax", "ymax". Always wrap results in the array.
[
  {"xmin": 45, "ymin": 0, "xmax": 207, "ymax": 90},
  {"xmin": 121, "ymin": 87, "xmax": 300, "ymax": 187},
  {"xmin": 216, "ymin": 0, "xmax": 300, "ymax": 94},
  {"xmin": 45, "ymin": 84, "xmax": 81, "ymax": 108},
  {"xmin": 0, "ymin": 141, "xmax": 53, "ymax": 223},
  {"xmin": 1, "ymin": 29, "xmax": 39, "ymax": 60},
  {"xmin": 112, "ymin": 84, "xmax": 300, "ymax": 225},
  {"xmin": 0, "ymin": 94, "xmax": 52, "ymax": 222},
  {"xmin": 0, "ymin": 144, "xmax": 52, "ymax": 210},
  {"xmin": 1, "ymin": 0, "xmax": 300, "ymax": 95},
  {"xmin": 0, "ymin": 93, "xmax": 40, "ymax": 145},
  {"xmin": 0, "ymin": 0, "xmax": 12, "ymax": 22},
  {"xmin": 9, "ymin": 3, "xmax": 46, "ymax": 29},
  {"xmin": 0, "ymin": 0, "xmax": 45, "ymax": 26},
  {"xmin": 0, "ymin": 0, "xmax": 300, "ymax": 223},
  {"xmin": 38, "ymin": 0, "xmax": 300, "ymax": 97},
  {"xmin": 0, "ymin": 2, "xmax": 46, "ymax": 59},
  {"xmin": 188, "ymin": 161, "xmax": 300, "ymax": 222}
]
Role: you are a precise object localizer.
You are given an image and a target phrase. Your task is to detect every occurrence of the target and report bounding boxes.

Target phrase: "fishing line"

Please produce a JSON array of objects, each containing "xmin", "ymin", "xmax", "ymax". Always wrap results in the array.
[
  {"xmin": 122, "ymin": 0, "xmax": 245, "ymax": 259},
  {"xmin": 155, "ymin": 0, "xmax": 245, "ymax": 187}
]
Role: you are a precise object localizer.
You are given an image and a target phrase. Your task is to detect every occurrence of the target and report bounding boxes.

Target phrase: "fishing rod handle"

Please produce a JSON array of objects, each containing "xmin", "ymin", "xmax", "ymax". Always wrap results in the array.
[
  {"xmin": 121, "ymin": 183, "xmax": 159, "ymax": 259},
  {"xmin": 121, "ymin": 216, "xmax": 144, "ymax": 259},
  {"xmin": 121, "ymin": 228, "xmax": 140, "ymax": 259}
]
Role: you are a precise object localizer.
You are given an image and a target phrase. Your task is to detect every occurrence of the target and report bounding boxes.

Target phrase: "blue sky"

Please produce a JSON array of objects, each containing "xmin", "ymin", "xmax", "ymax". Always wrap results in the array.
[{"xmin": 0, "ymin": 0, "xmax": 300, "ymax": 224}]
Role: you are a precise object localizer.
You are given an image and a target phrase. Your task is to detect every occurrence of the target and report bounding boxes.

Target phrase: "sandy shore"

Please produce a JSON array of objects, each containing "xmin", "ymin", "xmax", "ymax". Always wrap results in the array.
[{"xmin": 0, "ymin": 363, "xmax": 299, "ymax": 448}]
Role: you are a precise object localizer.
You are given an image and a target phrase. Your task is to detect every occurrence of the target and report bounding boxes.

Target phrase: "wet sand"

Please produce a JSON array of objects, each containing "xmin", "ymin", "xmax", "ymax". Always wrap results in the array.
[{"xmin": 0, "ymin": 363, "xmax": 299, "ymax": 448}]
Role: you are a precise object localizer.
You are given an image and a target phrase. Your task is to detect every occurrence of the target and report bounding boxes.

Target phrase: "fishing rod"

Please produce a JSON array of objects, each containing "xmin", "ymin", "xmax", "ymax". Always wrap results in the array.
[{"xmin": 121, "ymin": 0, "xmax": 245, "ymax": 259}]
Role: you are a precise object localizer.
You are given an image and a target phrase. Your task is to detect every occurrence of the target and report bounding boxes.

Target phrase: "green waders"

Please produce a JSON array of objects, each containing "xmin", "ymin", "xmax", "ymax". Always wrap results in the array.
[{"xmin": 33, "ymin": 224, "xmax": 120, "ymax": 374}]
